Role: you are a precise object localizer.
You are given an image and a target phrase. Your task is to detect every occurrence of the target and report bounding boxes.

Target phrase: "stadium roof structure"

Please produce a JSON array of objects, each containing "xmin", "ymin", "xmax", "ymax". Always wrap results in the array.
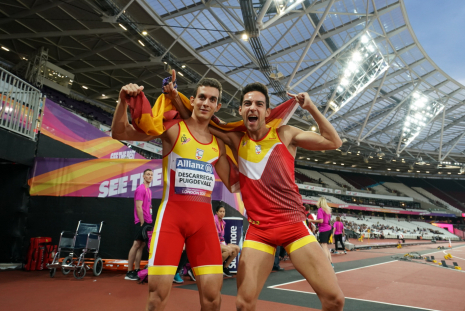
[{"xmin": 1, "ymin": 0, "xmax": 464, "ymax": 175}]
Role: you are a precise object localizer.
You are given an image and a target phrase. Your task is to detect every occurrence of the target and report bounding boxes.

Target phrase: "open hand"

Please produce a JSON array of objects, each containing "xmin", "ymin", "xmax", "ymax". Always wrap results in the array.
[
  {"xmin": 287, "ymin": 91, "xmax": 314, "ymax": 110},
  {"xmin": 163, "ymin": 69, "xmax": 178, "ymax": 101}
]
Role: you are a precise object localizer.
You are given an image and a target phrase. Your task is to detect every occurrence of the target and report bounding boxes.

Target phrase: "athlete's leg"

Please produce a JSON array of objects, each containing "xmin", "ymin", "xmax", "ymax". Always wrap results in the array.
[
  {"xmin": 135, "ymin": 242, "xmax": 146, "ymax": 270},
  {"xmin": 320, "ymin": 243, "xmax": 332, "ymax": 263},
  {"xmin": 146, "ymin": 275, "xmax": 175, "ymax": 311},
  {"xmin": 236, "ymin": 247, "xmax": 274, "ymax": 311},
  {"xmin": 147, "ymin": 202, "xmax": 185, "ymax": 310},
  {"xmin": 196, "ymin": 274, "xmax": 223, "ymax": 311},
  {"xmin": 186, "ymin": 204, "xmax": 224, "ymax": 311},
  {"xmin": 289, "ymin": 243, "xmax": 344, "ymax": 311}
]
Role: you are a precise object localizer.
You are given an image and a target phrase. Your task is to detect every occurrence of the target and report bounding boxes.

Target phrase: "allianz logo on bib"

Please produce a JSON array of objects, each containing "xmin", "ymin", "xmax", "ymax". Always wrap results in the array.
[{"xmin": 176, "ymin": 158, "xmax": 213, "ymax": 173}]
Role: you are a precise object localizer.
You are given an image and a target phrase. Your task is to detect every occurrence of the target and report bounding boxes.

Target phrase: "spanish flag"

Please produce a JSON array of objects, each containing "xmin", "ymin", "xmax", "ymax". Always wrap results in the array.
[
  {"xmin": 127, "ymin": 91, "xmax": 299, "ymax": 136},
  {"xmin": 127, "ymin": 91, "xmax": 299, "ymax": 192}
]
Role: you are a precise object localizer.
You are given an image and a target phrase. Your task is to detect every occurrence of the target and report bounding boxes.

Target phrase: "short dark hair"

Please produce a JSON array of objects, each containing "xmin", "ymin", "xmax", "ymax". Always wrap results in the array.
[
  {"xmin": 192, "ymin": 78, "xmax": 222, "ymax": 104},
  {"xmin": 143, "ymin": 169, "xmax": 152, "ymax": 175},
  {"xmin": 216, "ymin": 205, "xmax": 225, "ymax": 213},
  {"xmin": 240, "ymin": 82, "xmax": 270, "ymax": 108}
]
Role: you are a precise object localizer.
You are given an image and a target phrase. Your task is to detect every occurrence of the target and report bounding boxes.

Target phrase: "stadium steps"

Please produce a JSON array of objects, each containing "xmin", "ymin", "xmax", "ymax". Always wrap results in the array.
[
  {"xmin": 421, "ymin": 179, "xmax": 465, "ymax": 212},
  {"xmin": 299, "ymin": 169, "xmax": 341, "ymax": 189},
  {"xmin": 411, "ymin": 187, "xmax": 461, "ymax": 214},
  {"xmin": 320, "ymin": 172, "xmax": 357, "ymax": 190}
]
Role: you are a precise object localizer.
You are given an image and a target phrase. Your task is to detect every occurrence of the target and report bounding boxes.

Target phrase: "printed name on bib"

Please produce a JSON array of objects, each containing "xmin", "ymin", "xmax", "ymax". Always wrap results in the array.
[{"xmin": 174, "ymin": 158, "xmax": 215, "ymax": 197}]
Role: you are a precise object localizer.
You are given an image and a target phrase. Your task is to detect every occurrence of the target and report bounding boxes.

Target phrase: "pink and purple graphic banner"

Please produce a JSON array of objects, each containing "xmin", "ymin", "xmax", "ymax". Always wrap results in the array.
[
  {"xmin": 41, "ymin": 99, "xmax": 144, "ymax": 159},
  {"xmin": 29, "ymin": 157, "xmax": 232, "ymax": 202}
]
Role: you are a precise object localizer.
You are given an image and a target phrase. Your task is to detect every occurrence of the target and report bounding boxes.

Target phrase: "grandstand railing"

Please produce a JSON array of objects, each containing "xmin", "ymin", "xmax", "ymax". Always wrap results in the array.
[{"xmin": 0, "ymin": 67, "xmax": 43, "ymax": 140}]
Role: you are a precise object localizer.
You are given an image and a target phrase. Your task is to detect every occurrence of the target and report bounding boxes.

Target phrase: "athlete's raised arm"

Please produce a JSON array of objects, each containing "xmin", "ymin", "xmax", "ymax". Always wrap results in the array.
[
  {"xmin": 163, "ymin": 70, "xmax": 192, "ymax": 120},
  {"xmin": 111, "ymin": 83, "xmax": 163, "ymax": 142},
  {"xmin": 283, "ymin": 92, "xmax": 342, "ymax": 151}
]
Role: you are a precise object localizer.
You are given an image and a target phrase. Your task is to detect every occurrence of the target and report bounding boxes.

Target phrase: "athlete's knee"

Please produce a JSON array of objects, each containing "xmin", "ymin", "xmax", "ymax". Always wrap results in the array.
[
  {"xmin": 236, "ymin": 290, "xmax": 256, "ymax": 311},
  {"xmin": 320, "ymin": 289, "xmax": 345, "ymax": 310},
  {"xmin": 200, "ymin": 287, "xmax": 221, "ymax": 310},
  {"xmin": 147, "ymin": 277, "xmax": 171, "ymax": 310}
]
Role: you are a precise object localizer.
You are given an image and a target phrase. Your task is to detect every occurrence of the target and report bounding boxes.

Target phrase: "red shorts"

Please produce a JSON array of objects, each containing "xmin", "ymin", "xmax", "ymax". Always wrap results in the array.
[
  {"xmin": 148, "ymin": 201, "xmax": 222, "ymax": 276},
  {"xmin": 243, "ymin": 221, "xmax": 317, "ymax": 255}
]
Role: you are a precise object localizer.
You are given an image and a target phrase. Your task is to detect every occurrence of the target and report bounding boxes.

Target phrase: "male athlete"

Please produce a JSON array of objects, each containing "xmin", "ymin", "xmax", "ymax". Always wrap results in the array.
[
  {"xmin": 206, "ymin": 82, "xmax": 345, "ymax": 310},
  {"xmin": 112, "ymin": 71, "xmax": 230, "ymax": 311}
]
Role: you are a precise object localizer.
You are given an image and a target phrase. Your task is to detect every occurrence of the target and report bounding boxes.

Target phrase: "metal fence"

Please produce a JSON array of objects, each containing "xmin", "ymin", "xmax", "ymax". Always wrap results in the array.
[{"xmin": 0, "ymin": 67, "xmax": 44, "ymax": 140}]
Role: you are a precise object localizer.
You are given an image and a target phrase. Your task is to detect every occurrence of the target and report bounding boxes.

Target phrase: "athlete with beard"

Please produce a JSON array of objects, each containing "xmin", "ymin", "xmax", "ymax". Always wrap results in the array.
[
  {"xmin": 112, "ymin": 71, "xmax": 231, "ymax": 311},
  {"xmin": 208, "ymin": 82, "xmax": 345, "ymax": 311}
]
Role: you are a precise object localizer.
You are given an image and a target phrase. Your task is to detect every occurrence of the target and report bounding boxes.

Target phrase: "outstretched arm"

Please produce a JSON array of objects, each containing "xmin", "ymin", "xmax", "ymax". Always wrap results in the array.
[
  {"xmin": 287, "ymin": 92, "xmax": 342, "ymax": 151},
  {"xmin": 209, "ymin": 126, "xmax": 242, "ymax": 160},
  {"xmin": 111, "ymin": 83, "xmax": 160, "ymax": 141}
]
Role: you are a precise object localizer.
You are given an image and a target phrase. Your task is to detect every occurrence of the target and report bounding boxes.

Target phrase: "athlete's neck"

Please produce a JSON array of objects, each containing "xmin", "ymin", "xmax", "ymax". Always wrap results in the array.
[
  {"xmin": 247, "ymin": 124, "xmax": 270, "ymax": 141},
  {"xmin": 144, "ymin": 181, "xmax": 150, "ymax": 188},
  {"xmin": 184, "ymin": 117, "xmax": 212, "ymax": 143}
]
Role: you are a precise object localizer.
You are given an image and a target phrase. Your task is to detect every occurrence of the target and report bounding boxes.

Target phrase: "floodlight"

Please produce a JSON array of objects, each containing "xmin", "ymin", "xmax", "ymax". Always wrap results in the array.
[
  {"xmin": 325, "ymin": 32, "xmax": 389, "ymax": 113},
  {"xmin": 396, "ymin": 92, "xmax": 444, "ymax": 152}
]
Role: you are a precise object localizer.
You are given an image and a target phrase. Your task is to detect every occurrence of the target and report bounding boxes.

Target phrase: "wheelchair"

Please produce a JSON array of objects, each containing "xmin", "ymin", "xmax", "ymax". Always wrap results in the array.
[{"xmin": 47, "ymin": 220, "xmax": 104, "ymax": 279}]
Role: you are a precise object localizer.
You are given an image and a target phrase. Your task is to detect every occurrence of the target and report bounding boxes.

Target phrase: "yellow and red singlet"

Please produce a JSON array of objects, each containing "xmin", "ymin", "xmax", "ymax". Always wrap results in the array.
[
  {"xmin": 238, "ymin": 126, "xmax": 306, "ymax": 228},
  {"xmin": 148, "ymin": 121, "xmax": 223, "ymax": 276}
]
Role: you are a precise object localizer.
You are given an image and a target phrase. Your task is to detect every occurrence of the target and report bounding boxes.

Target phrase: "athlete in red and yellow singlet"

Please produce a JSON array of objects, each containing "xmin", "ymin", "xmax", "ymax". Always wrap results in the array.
[
  {"xmin": 148, "ymin": 120, "xmax": 223, "ymax": 276},
  {"xmin": 112, "ymin": 72, "xmax": 231, "ymax": 311},
  {"xmin": 210, "ymin": 83, "xmax": 345, "ymax": 311},
  {"xmin": 238, "ymin": 126, "xmax": 316, "ymax": 255}
]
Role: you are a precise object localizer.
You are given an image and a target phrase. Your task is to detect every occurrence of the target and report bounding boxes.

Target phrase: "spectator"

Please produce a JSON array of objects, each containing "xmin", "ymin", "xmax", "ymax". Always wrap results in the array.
[
  {"xmin": 126, "ymin": 169, "xmax": 153, "ymax": 281},
  {"xmin": 333, "ymin": 216, "xmax": 346, "ymax": 254},
  {"xmin": 214, "ymin": 206, "xmax": 240, "ymax": 277},
  {"xmin": 308, "ymin": 197, "xmax": 334, "ymax": 268}
]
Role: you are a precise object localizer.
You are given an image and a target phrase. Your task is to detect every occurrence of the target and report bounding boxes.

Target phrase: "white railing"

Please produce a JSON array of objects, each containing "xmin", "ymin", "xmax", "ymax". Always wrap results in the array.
[{"xmin": 0, "ymin": 67, "xmax": 44, "ymax": 140}]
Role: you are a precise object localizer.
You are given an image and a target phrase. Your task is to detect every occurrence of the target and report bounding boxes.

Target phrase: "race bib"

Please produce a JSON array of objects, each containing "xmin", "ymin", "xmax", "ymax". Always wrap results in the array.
[{"xmin": 174, "ymin": 158, "xmax": 215, "ymax": 197}]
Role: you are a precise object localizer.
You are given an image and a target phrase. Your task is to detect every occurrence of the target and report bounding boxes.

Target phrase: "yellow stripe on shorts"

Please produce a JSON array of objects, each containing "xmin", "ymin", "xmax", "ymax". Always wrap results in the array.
[
  {"xmin": 284, "ymin": 235, "xmax": 317, "ymax": 254},
  {"xmin": 148, "ymin": 265, "xmax": 177, "ymax": 275},
  {"xmin": 192, "ymin": 265, "xmax": 223, "ymax": 276},
  {"xmin": 243, "ymin": 240, "xmax": 276, "ymax": 255}
]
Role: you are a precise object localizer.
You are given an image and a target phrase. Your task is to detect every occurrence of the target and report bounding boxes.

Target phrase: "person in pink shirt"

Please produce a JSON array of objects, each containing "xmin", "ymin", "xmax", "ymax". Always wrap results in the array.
[
  {"xmin": 307, "ymin": 197, "xmax": 334, "ymax": 267},
  {"xmin": 214, "ymin": 206, "xmax": 240, "ymax": 277},
  {"xmin": 125, "ymin": 168, "xmax": 153, "ymax": 281},
  {"xmin": 333, "ymin": 216, "xmax": 346, "ymax": 254}
]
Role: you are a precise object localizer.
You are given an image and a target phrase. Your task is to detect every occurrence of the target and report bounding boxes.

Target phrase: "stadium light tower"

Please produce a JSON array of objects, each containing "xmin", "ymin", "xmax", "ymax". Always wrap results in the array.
[
  {"xmin": 326, "ymin": 32, "xmax": 389, "ymax": 116},
  {"xmin": 395, "ymin": 92, "xmax": 445, "ymax": 153}
]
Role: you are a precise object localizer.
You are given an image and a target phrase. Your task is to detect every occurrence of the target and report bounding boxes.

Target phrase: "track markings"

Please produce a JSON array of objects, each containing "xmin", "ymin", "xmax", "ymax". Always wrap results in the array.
[{"xmin": 267, "ymin": 244, "xmax": 465, "ymax": 309}]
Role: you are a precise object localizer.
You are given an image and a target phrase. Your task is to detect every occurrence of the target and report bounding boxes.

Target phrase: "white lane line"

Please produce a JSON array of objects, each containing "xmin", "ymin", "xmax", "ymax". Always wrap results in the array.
[
  {"xmin": 269, "ymin": 287, "xmax": 441, "ymax": 311},
  {"xmin": 267, "ymin": 261, "xmax": 397, "ymax": 289},
  {"xmin": 334, "ymin": 260, "xmax": 397, "ymax": 274}
]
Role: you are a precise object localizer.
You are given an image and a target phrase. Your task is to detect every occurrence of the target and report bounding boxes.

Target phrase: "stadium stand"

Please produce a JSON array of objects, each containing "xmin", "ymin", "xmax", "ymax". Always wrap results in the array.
[
  {"xmin": 42, "ymin": 86, "xmax": 113, "ymax": 126},
  {"xmin": 299, "ymin": 169, "xmax": 347, "ymax": 190},
  {"xmin": 334, "ymin": 172, "xmax": 378, "ymax": 189},
  {"xmin": 412, "ymin": 187, "xmax": 462, "ymax": 214},
  {"xmin": 370, "ymin": 183, "xmax": 393, "ymax": 195},
  {"xmin": 341, "ymin": 215, "xmax": 459, "ymax": 240},
  {"xmin": 320, "ymin": 172, "xmax": 358, "ymax": 189}
]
